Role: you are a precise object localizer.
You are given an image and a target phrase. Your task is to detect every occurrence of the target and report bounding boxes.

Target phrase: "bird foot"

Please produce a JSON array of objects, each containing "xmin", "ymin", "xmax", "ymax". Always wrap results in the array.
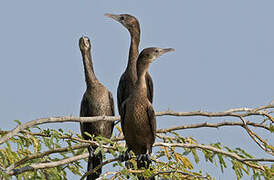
[
  {"xmin": 88, "ymin": 146, "xmax": 95, "ymax": 158},
  {"xmin": 137, "ymin": 154, "xmax": 151, "ymax": 169},
  {"xmin": 119, "ymin": 149, "xmax": 131, "ymax": 162}
]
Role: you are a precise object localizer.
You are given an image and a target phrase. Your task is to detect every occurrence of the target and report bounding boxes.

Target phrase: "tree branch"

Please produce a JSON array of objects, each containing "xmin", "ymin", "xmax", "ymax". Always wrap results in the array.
[
  {"xmin": 6, "ymin": 143, "xmax": 90, "ymax": 172},
  {"xmin": 8, "ymin": 153, "xmax": 89, "ymax": 176},
  {"xmin": 239, "ymin": 116, "xmax": 274, "ymax": 156},
  {"xmin": 150, "ymin": 170, "xmax": 209, "ymax": 180},
  {"xmin": 153, "ymin": 142, "xmax": 265, "ymax": 171},
  {"xmin": 80, "ymin": 157, "xmax": 120, "ymax": 180},
  {"xmin": 1, "ymin": 104, "xmax": 272, "ymax": 145},
  {"xmin": 157, "ymin": 121, "xmax": 270, "ymax": 133},
  {"xmin": 6, "ymin": 137, "xmax": 119, "ymax": 173},
  {"xmin": 0, "ymin": 116, "xmax": 119, "ymax": 145},
  {"xmin": 5, "ymin": 140, "xmax": 273, "ymax": 176}
]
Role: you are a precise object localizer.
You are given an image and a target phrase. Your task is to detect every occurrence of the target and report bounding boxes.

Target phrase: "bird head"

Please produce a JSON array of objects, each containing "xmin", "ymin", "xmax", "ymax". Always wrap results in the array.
[
  {"xmin": 138, "ymin": 47, "xmax": 175, "ymax": 64},
  {"xmin": 79, "ymin": 36, "xmax": 91, "ymax": 52},
  {"xmin": 105, "ymin": 13, "xmax": 140, "ymax": 33}
]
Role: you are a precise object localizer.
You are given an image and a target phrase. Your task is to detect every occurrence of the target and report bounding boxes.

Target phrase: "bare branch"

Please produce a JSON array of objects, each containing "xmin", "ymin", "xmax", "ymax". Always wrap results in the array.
[
  {"xmin": 1, "ymin": 104, "xmax": 272, "ymax": 145},
  {"xmin": 9, "ymin": 153, "xmax": 89, "ymax": 176},
  {"xmin": 157, "ymin": 121, "xmax": 270, "ymax": 133},
  {"xmin": 239, "ymin": 117, "xmax": 274, "ymax": 156},
  {"xmin": 0, "ymin": 116, "xmax": 119, "ymax": 145},
  {"xmin": 156, "ymin": 107, "xmax": 273, "ymax": 122},
  {"xmin": 243, "ymin": 158, "xmax": 274, "ymax": 162}
]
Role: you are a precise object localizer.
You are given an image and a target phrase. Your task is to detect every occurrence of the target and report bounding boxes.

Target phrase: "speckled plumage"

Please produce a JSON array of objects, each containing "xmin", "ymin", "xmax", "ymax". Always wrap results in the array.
[
  {"xmin": 79, "ymin": 36, "xmax": 114, "ymax": 180},
  {"xmin": 121, "ymin": 47, "xmax": 174, "ymax": 159}
]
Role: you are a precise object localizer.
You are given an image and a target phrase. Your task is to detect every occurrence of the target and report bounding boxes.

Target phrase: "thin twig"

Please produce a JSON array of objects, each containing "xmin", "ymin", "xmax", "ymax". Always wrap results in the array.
[
  {"xmin": 97, "ymin": 171, "xmax": 122, "ymax": 180},
  {"xmin": 243, "ymin": 158, "xmax": 274, "ymax": 162},
  {"xmin": 6, "ymin": 137, "xmax": 120, "ymax": 173},
  {"xmin": 157, "ymin": 121, "xmax": 270, "ymax": 133},
  {"xmin": 150, "ymin": 170, "xmax": 209, "ymax": 180},
  {"xmin": 239, "ymin": 117, "xmax": 274, "ymax": 156},
  {"xmin": 80, "ymin": 157, "xmax": 120, "ymax": 180},
  {"xmin": 0, "ymin": 116, "xmax": 119, "ymax": 145},
  {"xmin": 6, "ymin": 143, "xmax": 90, "ymax": 172},
  {"xmin": 5, "ymin": 141, "xmax": 273, "ymax": 176},
  {"xmin": 153, "ymin": 142, "xmax": 265, "ymax": 171},
  {"xmin": 9, "ymin": 153, "xmax": 89, "ymax": 175}
]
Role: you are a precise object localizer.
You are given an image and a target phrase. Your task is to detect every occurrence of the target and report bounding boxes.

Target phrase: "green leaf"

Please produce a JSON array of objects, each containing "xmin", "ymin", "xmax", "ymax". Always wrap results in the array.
[
  {"xmin": 191, "ymin": 149, "xmax": 199, "ymax": 164},
  {"xmin": 13, "ymin": 120, "xmax": 22, "ymax": 125},
  {"xmin": 217, "ymin": 154, "xmax": 226, "ymax": 173},
  {"xmin": 269, "ymin": 123, "xmax": 274, "ymax": 133},
  {"xmin": 83, "ymin": 132, "xmax": 92, "ymax": 138}
]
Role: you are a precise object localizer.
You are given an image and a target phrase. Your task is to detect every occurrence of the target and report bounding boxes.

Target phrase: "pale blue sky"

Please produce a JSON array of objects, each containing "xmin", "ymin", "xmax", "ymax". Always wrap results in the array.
[{"xmin": 0, "ymin": 1, "xmax": 273, "ymax": 179}]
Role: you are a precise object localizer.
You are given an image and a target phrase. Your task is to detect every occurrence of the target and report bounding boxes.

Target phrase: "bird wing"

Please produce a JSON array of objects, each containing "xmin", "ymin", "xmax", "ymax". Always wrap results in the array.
[
  {"xmin": 146, "ymin": 73, "xmax": 154, "ymax": 104},
  {"xmin": 117, "ymin": 74, "xmax": 126, "ymax": 115},
  {"xmin": 108, "ymin": 91, "xmax": 115, "ymax": 116},
  {"xmin": 80, "ymin": 95, "xmax": 89, "ymax": 117},
  {"xmin": 120, "ymin": 100, "xmax": 127, "ymax": 135},
  {"xmin": 146, "ymin": 105, "xmax": 156, "ymax": 140},
  {"xmin": 79, "ymin": 95, "xmax": 90, "ymax": 139}
]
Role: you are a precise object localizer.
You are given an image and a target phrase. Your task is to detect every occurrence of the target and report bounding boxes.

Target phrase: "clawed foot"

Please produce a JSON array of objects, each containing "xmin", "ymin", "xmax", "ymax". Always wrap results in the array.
[
  {"xmin": 119, "ymin": 149, "xmax": 131, "ymax": 162},
  {"xmin": 88, "ymin": 146, "xmax": 94, "ymax": 158},
  {"xmin": 137, "ymin": 154, "xmax": 151, "ymax": 169}
]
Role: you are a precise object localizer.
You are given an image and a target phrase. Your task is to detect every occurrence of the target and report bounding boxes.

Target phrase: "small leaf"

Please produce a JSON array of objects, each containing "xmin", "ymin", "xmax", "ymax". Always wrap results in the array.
[
  {"xmin": 162, "ymin": 147, "xmax": 170, "ymax": 159},
  {"xmin": 269, "ymin": 123, "xmax": 274, "ymax": 133},
  {"xmin": 175, "ymin": 153, "xmax": 193, "ymax": 170},
  {"xmin": 84, "ymin": 132, "xmax": 92, "ymax": 138},
  {"xmin": 31, "ymin": 136, "xmax": 40, "ymax": 153},
  {"xmin": 14, "ymin": 120, "xmax": 21, "ymax": 125},
  {"xmin": 115, "ymin": 125, "xmax": 122, "ymax": 134}
]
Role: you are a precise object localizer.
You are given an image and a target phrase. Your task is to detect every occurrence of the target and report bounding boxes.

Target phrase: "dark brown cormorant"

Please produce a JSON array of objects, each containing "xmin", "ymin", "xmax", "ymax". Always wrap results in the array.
[
  {"xmin": 105, "ymin": 13, "xmax": 154, "ymax": 115},
  {"xmin": 120, "ymin": 47, "xmax": 174, "ymax": 173},
  {"xmin": 79, "ymin": 36, "xmax": 115, "ymax": 180}
]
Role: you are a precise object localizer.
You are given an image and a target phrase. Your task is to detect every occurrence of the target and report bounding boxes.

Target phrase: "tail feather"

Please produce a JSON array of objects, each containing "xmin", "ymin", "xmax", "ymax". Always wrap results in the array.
[{"xmin": 87, "ymin": 151, "xmax": 102, "ymax": 180}]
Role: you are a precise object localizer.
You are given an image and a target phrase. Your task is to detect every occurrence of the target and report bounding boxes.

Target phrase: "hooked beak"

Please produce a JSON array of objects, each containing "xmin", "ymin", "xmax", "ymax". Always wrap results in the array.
[
  {"xmin": 159, "ymin": 48, "xmax": 175, "ymax": 56},
  {"xmin": 105, "ymin": 13, "xmax": 120, "ymax": 22}
]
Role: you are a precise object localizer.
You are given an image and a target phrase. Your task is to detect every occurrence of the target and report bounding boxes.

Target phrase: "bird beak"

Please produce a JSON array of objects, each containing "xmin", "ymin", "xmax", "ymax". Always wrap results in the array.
[
  {"xmin": 79, "ymin": 36, "xmax": 90, "ymax": 49},
  {"xmin": 105, "ymin": 13, "xmax": 120, "ymax": 22},
  {"xmin": 159, "ymin": 48, "xmax": 175, "ymax": 56}
]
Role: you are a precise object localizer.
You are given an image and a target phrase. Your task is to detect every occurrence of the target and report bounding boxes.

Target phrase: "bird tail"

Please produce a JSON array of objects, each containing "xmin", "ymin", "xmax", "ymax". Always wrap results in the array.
[{"xmin": 86, "ymin": 150, "xmax": 102, "ymax": 180}]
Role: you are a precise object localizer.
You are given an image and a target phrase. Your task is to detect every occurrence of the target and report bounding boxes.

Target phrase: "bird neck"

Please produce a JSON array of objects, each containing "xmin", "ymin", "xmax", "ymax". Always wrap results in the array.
[
  {"xmin": 126, "ymin": 29, "xmax": 140, "ymax": 74},
  {"xmin": 136, "ymin": 62, "xmax": 149, "ymax": 95},
  {"xmin": 81, "ymin": 49, "xmax": 98, "ymax": 88}
]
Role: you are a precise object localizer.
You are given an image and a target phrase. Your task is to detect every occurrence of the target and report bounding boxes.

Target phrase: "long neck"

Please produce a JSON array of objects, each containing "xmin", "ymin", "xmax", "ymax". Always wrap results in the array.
[
  {"xmin": 136, "ymin": 61, "xmax": 149, "ymax": 95},
  {"xmin": 126, "ymin": 28, "xmax": 140, "ymax": 73},
  {"xmin": 81, "ymin": 49, "xmax": 98, "ymax": 88}
]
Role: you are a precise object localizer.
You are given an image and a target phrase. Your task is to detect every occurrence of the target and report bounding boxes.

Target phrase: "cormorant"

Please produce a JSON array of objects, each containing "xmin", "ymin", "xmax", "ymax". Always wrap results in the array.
[
  {"xmin": 105, "ymin": 13, "xmax": 154, "ymax": 115},
  {"xmin": 120, "ymin": 47, "xmax": 174, "ymax": 175},
  {"xmin": 79, "ymin": 36, "xmax": 115, "ymax": 180}
]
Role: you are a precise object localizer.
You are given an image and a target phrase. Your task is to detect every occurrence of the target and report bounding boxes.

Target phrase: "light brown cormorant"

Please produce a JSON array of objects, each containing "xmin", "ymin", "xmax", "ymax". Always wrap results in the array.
[
  {"xmin": 105, "ymin": 13, "xmax": 154, "ymax": 115},
  {"xmin": 120, "ymin": 47, "xmax": 174, "ymax": 172},
  {"xmin": 79, "ymin": 36, "xmax": 115, "ymax": 180}
]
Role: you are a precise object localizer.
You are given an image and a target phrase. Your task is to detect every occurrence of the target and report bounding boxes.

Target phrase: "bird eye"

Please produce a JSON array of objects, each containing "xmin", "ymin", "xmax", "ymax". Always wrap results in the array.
[
  {"xmin": 120, "ymin": 16, "xmax": 124, "ymax": 21},
  {"xmin": 155, "ymin": 50, "xmax": 159, "ymax": 53}
]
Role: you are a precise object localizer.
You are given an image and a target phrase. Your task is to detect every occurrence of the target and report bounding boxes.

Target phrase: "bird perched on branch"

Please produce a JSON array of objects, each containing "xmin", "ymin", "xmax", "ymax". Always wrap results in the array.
[
  {"xmin": 121, "ymin": 47, "xmax": 174, "ymax": 179},
  {"xmin": 105, "ymin": 13, "xmax": 154, "ymax": 115},
  {"xmin": 79, "ymin": 36, "xmax": 115, "ymax": 180}
]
